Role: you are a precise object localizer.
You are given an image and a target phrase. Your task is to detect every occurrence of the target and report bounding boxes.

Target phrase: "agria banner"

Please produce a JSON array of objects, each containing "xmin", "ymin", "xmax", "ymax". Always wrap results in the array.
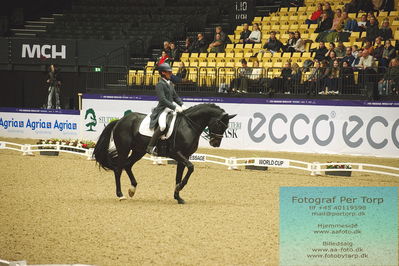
[
  {"xmin": 0, "ymin": 108, "xmax": 80, "ymax": 139},
  {"xmin": 81, "ymin": 95, "xmax": 399, "ymax": 158}
]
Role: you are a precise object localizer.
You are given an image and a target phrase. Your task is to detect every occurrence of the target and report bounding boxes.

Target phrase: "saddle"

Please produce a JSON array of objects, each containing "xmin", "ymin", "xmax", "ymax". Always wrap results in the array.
[{"xmin": 138, "ymin": 112, "xmax": 177, "ymax": 140}]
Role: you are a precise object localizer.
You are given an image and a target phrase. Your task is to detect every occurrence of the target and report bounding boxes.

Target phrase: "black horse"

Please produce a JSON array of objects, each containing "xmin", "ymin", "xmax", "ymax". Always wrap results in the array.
[{"xmin": 93, "ymin": 103, "xmax": 236, "ymax": 204}]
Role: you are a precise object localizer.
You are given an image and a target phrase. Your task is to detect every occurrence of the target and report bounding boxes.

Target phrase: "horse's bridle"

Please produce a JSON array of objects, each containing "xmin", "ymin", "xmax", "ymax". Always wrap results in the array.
[
  {"xmin": 207, "ymin": 118, "xmax": 228, "ymax": 141},
  {"xmin": 182, "ymin": 113, "xmax": 228, "ymax": 141}
]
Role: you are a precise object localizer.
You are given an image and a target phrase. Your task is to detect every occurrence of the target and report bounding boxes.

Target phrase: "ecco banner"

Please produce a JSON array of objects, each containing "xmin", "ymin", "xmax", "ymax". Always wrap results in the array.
[
  {"xmin": 81, "ymin": 95, "xmax": 399, "ymax": 158},
  {"xmin": 0, "ymin": 108, "xmax": 80, "ymax": 139},
  {"xmin": 10, "ymin": 38, "xmax": 76, "ymax": 65}
]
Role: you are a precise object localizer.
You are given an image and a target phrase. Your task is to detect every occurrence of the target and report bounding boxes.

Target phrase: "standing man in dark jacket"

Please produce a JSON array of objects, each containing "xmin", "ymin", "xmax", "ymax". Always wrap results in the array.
[
  {"xmin": 47, "ymin": 64, "xmax": 61, "ymax": 109},
  {"xmin": 147, "ymin": 63, "xmax": 186, "ymax": 156},
  {"xmin": 313, "ymin": 41, "xmax": 329, "ymax": 61}
]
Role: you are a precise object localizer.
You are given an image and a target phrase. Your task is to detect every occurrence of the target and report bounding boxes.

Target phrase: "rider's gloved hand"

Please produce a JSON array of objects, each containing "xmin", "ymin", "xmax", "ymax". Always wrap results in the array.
[{"xmin": 175, "ymin": 105, "xmax": 183, "ymax": 113}]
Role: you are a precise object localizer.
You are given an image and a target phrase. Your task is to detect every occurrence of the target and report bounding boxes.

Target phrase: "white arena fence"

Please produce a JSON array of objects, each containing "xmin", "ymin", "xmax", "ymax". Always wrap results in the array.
[{"xmin": 1, "ymin": 141, "xmax": 398, "ymax": 178}]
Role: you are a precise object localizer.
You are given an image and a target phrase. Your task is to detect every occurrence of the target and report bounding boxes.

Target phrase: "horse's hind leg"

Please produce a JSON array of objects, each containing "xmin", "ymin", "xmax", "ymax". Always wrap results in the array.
[
  {"xmin": 124, "ymin": 151, "xmax": 146, "ymax": 198},
  {"xmin": 114, "ymin": 147, "xmax": 131, "ymax": 201}
]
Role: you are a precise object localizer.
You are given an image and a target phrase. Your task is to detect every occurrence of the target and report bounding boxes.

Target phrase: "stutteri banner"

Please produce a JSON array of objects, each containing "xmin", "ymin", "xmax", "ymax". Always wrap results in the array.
[{"xmin": 81, "ymin": 94, "xmax": 399, "ymax": 158}]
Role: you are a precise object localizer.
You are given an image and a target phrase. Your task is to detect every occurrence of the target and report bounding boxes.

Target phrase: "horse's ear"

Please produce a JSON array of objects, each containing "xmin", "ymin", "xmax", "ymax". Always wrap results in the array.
[{"xmin": 228, "ymin": 114, "xmax": 237, "ymax": 119}]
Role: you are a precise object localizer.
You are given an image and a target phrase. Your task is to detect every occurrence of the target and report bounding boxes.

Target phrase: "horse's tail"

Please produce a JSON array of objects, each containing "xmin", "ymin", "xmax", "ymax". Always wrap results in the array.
[{"xmin": 93, "ymin": 120, "xmax": 119, "ymax": 171}]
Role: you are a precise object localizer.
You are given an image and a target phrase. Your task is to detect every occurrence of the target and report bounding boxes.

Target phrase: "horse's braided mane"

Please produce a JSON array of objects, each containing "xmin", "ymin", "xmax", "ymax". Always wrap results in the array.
[{"xmin": 184, "ymin": 103, "xmax": 224, "ymax": 115}]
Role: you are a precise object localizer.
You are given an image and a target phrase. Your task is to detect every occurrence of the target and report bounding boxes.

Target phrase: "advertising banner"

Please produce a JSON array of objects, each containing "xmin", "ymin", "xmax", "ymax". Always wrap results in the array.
[
  {"xmin": 10, "ymin": 38, "xmax": 77, "ymax": 65},
  {"xmin": 0, "ymin": 108, "xmax": 80, "ymax": 139},
  {"xmin": 81, "ymin": 95, "xmax": 399, "ymax": 158}
]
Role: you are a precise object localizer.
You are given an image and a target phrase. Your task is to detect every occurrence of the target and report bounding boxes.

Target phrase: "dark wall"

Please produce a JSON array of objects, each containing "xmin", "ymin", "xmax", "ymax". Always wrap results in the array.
[{"xmin": 0, "ymin": 70, "xmax": 85, "ymax": 109}]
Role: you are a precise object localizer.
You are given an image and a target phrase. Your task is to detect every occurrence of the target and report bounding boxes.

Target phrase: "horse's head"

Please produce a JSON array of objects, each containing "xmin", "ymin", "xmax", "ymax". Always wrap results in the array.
[{"xmin": 208, "ymin": 113, "xmax": 237, "ymax": 147}]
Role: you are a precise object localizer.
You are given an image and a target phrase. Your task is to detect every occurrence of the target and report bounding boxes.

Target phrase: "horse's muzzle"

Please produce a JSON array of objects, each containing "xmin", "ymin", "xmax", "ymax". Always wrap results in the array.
[{"xmin": 209, "ymin": 138, "xmax": 221, "ymax": 147}]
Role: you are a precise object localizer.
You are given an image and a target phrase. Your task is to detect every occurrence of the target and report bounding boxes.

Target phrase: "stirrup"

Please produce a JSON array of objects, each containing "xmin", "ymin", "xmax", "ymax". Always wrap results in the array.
[{"xmin": 146, "ymin": 146, "xmax": 158, "ymax": 156}]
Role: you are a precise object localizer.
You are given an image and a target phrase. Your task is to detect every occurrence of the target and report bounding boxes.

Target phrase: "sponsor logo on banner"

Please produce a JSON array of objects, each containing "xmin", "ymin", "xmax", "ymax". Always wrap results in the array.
[
  {"xmin": 0, "ymin": 111, "xmax": 79, "ymax": 139},
  {"xmin": 21, "ymin": 44, "xmax": 66, "ymax": 59},
  {"xmin": 84, "ymin": 108, "xmax": 97, "ymax": 131},
  {"xmin": 255, "ymin": 158, "xmax": 289, "ymax": 167},
  {"xmin": 247, "ymin": 112, "xmax": 399, "ymax": 150}
]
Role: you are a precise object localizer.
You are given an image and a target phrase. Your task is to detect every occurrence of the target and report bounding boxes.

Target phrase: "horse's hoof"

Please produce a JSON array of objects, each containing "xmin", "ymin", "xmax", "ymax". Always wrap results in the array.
[
  {"xmin": 128, "ymin": 186, "xmax": 136, "ymax": 198},
  {"xmin": 177, "ymin": 198, "xmax": 185, "ymax": 204},
  {"xmin": 118, "ymin": 196, "xmax": 127, "ymax": 201}
]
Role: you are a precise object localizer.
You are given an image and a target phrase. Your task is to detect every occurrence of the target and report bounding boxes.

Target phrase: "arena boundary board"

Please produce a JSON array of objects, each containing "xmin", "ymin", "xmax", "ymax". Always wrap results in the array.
[{"xmin": 1, "ymin": 141, "xmax": 398, "ymax": 178}]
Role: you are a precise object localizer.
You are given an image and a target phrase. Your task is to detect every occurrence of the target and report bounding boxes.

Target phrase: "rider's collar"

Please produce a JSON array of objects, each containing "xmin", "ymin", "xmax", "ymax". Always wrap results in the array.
[{"xmin": 162, "ymin": 78, "xmax": 171, "ymax": 84}]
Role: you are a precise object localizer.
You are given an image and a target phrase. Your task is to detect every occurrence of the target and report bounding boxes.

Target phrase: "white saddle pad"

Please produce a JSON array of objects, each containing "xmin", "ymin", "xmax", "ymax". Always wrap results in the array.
[{"xmin": 138, "ymin": 112, "xmax": 177, "ymax": 140}]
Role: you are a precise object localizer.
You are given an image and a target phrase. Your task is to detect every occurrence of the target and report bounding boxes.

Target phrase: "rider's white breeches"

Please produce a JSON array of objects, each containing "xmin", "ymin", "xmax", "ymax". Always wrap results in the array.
[{"xmin": 159, "ymin": 107, "xmax": 172, "ymax": 131}]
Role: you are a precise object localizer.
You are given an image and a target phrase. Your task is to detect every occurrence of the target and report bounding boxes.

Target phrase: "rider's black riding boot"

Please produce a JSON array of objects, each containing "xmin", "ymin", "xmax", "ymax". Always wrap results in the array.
[{"xmin": 146, "ymin": 126, "xmax": 163, "ymax": 156}]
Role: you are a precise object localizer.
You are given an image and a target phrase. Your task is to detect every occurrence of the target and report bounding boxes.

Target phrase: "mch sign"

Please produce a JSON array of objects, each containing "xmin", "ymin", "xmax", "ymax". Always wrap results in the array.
[{"xmin": 21, "ymin": 44, "xmax": 66, "ymax": 59}]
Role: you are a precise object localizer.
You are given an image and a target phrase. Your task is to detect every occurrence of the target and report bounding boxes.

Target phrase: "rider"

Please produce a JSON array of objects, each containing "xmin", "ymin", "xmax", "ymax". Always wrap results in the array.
[{"xmin": 146, "ymin": 63, "xmax": 186, "ymax": 156}]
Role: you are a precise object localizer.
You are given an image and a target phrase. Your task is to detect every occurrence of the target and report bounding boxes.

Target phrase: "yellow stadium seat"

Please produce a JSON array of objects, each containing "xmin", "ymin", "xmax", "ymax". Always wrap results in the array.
[
  {"xmin": 280, "ymin": 7, "xmax": 288, "ymax": 12},
  {"xmin": 390, "ymin": 11, "xmax": 399, "ymax": 17},
  {"xmin": 181, "ymin": 53, "xmax": 189, "ymax": 58},
  {"xmin": 298, "ymin": 7, "xmax": 307, "ymax": 12},
  {"xmin": 292, "ymin": 52, "xmax": 301, "ymax": 58},
  {"xmin": 225, "ymin": 44, "xmax": 234, "ymax": 53},
  {"xmin": 394, "ymin": 31, "xmax": 399, "ymax": 40},
  {"xmin": 243, "ymin": 44, "xmax": 253, "ymax": 53}
]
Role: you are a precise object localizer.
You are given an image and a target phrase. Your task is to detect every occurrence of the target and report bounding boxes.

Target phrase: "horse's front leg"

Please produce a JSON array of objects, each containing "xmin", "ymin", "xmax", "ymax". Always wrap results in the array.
[
  {"xmin": 174, "ymin": 151, "xmax": 194, "ymax": 204},
  {"xmin": 174, "ymin": 162, "xmax": 185, "ymax": 204}
]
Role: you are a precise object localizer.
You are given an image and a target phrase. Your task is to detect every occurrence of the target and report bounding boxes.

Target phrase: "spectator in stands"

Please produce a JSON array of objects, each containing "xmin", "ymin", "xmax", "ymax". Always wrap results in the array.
[
  {"xmin": 239, "ymin": 23, "xmax": 251, "ymax": 43},
  {"xmin": 230, "ymin": 59, "xmax": 251, "ymax": 93},
  {"xmin": 355, "ymin": 50, "xmax": 377, "ymax": 83},
  {"xmin": 352, "ymin": 44, "xmax": 360, "ymax": 58},
  {"xmin": 272, "ymin": 61, "xmax": 292, "ymax": 93},
  {"xmin": 326, "ymin": 59, "xmax": 341, "ymax": 93},
  {"xmin": 352, "ymin": 49, "xmax": 363, "ymax": 67},
  {"xmin": 324, "ymin": 2, "xmax": 335, "ymax": 19},
  {"xmin": 355, "ymin": 50, "xmax": 376, "ymax": 69},
  {"xmin": 315, "ymin": 12, "xmax": 333, "ymax": 33},
  {"xmin": 363, "ymin": 40, "xmax": 374, "ymax": 55},
  {"xmin": 283, "ymin": 32, "xmax": 296, "ymax": 52},
  {"xmin": 169, "ymin": 42, "xmax": 180, "ymax": 62},
  {"xmin": 367, "ymin": 12, "xmax": 378, "ymax": 23},
  {"xmin": 292, "ymin": 31, "xmax": 305, "ymax": 52},
  {"xmin": 163, "ymin": 41, "xmax": 171, "ymax": 56},
  {"xmin": 263, "ymin": 31, "xmax": 283, "ymax": 54},
  {"xmin": 183, "ymin": 37, "xmax": 195, "ymax": 53},
  {"xmin": 380, "ymin": 39, "xmax": 396, "ymax": 67},
  {"xmin": 192, "ymin": 33, "xmax": 208, "ymax": 53},
  {"xmin": 373, "ymin": 37, "xmax": 384, "ymax": 62},
  {"xmin": 305, "ymin": 3, "xmax": 323, "ymax": 25},
  {"xmin": 334, "ymin": 42, "xmax": 346, "ymax": 59},
  {"xmin": 157, "ymin": 50, "xmax": 170, "ymax": 66},
  {"xmin": 378, "ymin": 58, "xmax": 399, "ymax": 95},
  {"xmin": 379, "ymin": 20, "xmax": 393, "ymax": 40},
  {"xmin": 344, "ymin": 0, "xmax": 359, "ymax": 13},
  {"xmin": 372, "ymin": 0, "xmax": 384, "ymax": 11},
  {"xmin": 245, "ymin": 23, "xmax": 261, "ymax": 43},
  {"xmin": 313, "ymin": 41, "xmax": 328, "ymax": 61},
  {"xmin": 247, "ymin": 60, "xmax": 266, "ymax": 93},
  {"xmin": 342, "ymin": 47, "xmax": 355, "ymax": 65},
  {"xmin": 358, "ymin": 0, "xmax": 374, "ymax": 13},
  {"xmin": 357, "ymin": 15, "xmax": 368, "ymax": 32},
  {"xmin": 343, "ymin": 12, "xmax": 358, "ymax": 32},
  {"xmin": 330, "ymin": 9, "xmax": 344, "ymax": 32},
  {"xmin": 214, "ymin": 26, "xmax": 227, "ymax": 45},
  {"xmin": 288, "ymin": 62, "xmax": 302, "ymax": 93},
  {"xmin": 341, "ymin": 60, "xmax": 355, "ymax": 93},
  {"xmin": 327, "ymin": 50, "xmax": 338, "ymax": 66},
  {"xmin": 46, "ymin": 64, "xmax": 61, "ymax": 109},
  {"xmin": 325, "ymin": 42, "xmax": 336, "ymax": 58},
  {"xmin": 209, "ymin": 33, "xmax": 225, "ymax": 53},
  {"xmin": 318, "ymin": 60, "xmax": 331, "ymax": 94},
  {"xmin": 305, "ymin": 60, "xmax": 322, "ymax": 94},
  {"xmin": 365, "ymin": 16, "xmax": 380, "ymax": 42}
]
